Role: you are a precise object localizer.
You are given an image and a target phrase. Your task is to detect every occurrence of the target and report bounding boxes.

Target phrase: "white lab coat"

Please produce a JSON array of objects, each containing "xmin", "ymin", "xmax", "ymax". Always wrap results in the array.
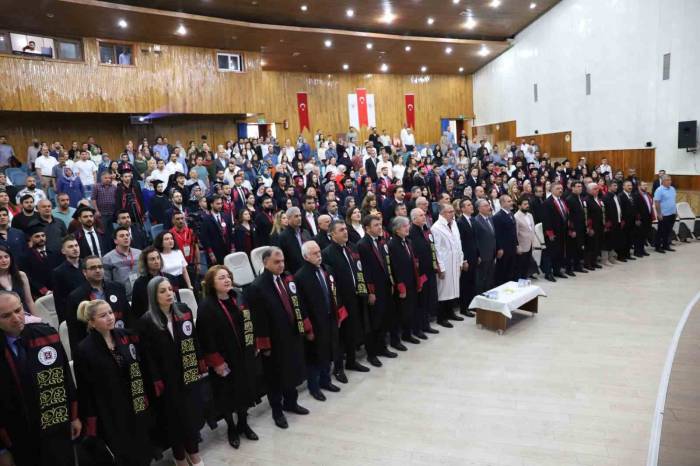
[{"xmin": 431, "ymin": 215, "xmax": 464, "ymax": 301}]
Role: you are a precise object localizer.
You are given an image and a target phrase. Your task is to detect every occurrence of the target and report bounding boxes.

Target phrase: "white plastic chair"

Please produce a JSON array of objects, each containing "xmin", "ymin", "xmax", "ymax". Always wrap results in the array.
[
  {"xmin": 224, "ymin": 252, "xmax": 256, "ymax": 287},
  {"xmin": 677, "ymin": 202, "xmax": 697, "ymax": 238},
  {"xmin": 178, "ymin": 288, "xmax": 199, "ymax": 322},
  {"xmin": 35, "ymin": 295, "xmax": 59, "ymax": 330},
  {"xmin": 250, "ymin": 246, "xmax": 270, "ymax": 275},
  {"xmin": 59, "ymin": 321, "xmax": 71, "ymax": 361}
]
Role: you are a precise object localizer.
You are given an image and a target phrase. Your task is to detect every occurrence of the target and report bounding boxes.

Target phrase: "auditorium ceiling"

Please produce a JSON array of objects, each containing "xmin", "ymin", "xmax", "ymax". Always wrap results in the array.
[{"xmin": 3, "ymin": 0, "xmax": 560, "ymax": 74}]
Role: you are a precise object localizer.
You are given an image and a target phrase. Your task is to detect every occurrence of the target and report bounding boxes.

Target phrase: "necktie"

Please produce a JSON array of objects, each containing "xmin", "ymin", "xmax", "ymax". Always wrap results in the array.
[
  {"xmin": 342, "ymin": 246, "xmax": 357, "ymax": 287},
  {"xmin": 275, "ymin": 276, "xmax": 294, "ymax": 321},
  {"xmin": 296, "ymin": 229, "xmax": 303, "ymax": 247},
  {"xmin": 487, "ymin": 217, "xmax": 494, "ymax": 233},
  {"xmin": 316, "ymin": 269, "xmax": 330, "ymax": 312},
  {"xmin": 40, "ymin": 249, "xmax": 47, "ymax": 258},
  {"xmin": 88, "ymin": 231, "xmax": 100, "ymax": 256},
  {"xmin": 12, "ymin": 337, "xmax": 27, "ymax": 368}
]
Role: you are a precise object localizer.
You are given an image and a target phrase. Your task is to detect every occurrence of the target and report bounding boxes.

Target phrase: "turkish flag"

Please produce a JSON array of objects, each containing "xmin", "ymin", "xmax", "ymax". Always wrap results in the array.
[
  {"xmin": 405, "ymin": 94, "xmax": 415, "ymax": 129},
  {"xmin": 297, "ymin": 92, "xmax": 310, "ymax": 132},
  {"xmin": 356, "ymin": 88, "xmax": 368, "ymax": 128}
]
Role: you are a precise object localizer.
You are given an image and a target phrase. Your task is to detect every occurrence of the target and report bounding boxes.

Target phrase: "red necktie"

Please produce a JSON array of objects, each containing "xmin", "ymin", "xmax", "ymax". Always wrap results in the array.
[{"xmin": 275, "ymin": 276, "xmax": 294, "ymax": 321}]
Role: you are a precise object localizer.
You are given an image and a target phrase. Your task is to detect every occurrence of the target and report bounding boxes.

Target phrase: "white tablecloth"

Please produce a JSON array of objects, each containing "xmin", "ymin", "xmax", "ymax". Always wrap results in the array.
[{"xmin": 468, "ymin": 282, "xmax": 546, "ymax": 318}]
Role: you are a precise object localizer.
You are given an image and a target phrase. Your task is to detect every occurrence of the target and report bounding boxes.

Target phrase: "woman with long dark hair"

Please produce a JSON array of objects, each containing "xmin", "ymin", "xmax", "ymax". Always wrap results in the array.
[
  {"xmin": 154, "ymin": 231, "xmax": 193, "ymax": 291},
  {"xmin": 233, "ymin": 209, "xmax": 256, "ymax": 256},
  {"xmin": 137, "ymin": 277, "xmax": 206, "ymax": 466},
  {"xmin": 131, "ymin": 246, "xmax": 177, "ymax": 318},
  {"xmin": 196, "ymin": 266, "xmax": 259, "ymax": 449},
  {"xmin": 0, "ymin": 244, "xmax": 37, "ymax": 316}
]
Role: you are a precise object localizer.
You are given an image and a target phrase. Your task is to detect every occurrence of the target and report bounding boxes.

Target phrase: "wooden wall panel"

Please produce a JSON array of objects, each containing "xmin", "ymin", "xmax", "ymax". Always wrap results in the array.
[
  {"xmin": 472, "ymin": 121, "xmax": 516, "ymax": 146},
  {"xmin": 671, "ymin": 175, "xmax": 700, "ymax": 191},
  {"xmin": 519, "ymin": 132, "xmax": 572, "ymax": 160},
  {"xmin": 573, "ymin": 149, "xmax": 656, "ymax": 182},
  {"xmin": 0, "ymin": 39, "xmax": 473, "ymax": 146}
]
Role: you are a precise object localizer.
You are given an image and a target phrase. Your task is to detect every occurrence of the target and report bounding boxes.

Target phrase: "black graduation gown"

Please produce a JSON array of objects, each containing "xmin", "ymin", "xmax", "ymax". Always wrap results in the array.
[
  {"xmin": 321, "ymin": 242, "xmax": 365, "ymax": 346},
  {"xmin": 233, "ymin": 224, "xmax": 256, "ymax": 256},
  {"xmin": 196, "ymin": 294, "xmax": 258, "ymax": 416},
  {"xmin": 0, "ymin": 324, "xmax": 76, "ymax": 466},
  {"xmin": 603, "ymin": 193, "xmax": 623, "ymax": 251},
  {"xmin": 585, "ymin": 194, "xmax": 604, "ymax": 258},
  {"xmin": 136, "ymin": 304, "xmax": 207, "ymax": 450},
  {"xmin": 253, "ymin": 210, "xmax": 274, "ymax": 247},
  {"xmin": 245, "ymin": 270, "xmax": 307, "ymax": 390},
  {"xmin": 409, "ymin": 224, "xmax": 438, "ymax": 318},
  {"xmin": 278, "ymin": 227, "xmax": 312, "ymax": 274},
  {"xmin": 388, "ymin": 236, "xmax": 420, "ymax": 331},
  {"xmin": 294, "ymin": 263, "xmax": 340, "ymax": 367},
  {"xmin": 73, "ymin": 329, "xmax": 153, "ymax": 465},
  {"xmin": 51, "ymin": 260, "xmax": 87, "ymax": 323},
  {"xmin": 356, "ymin": 235, "xmax": 394, "ymax": 330},
  {"xmin": 65, "ymin": 280, "xmax": 132, "ymax": 352},
  {"xmin": 200, "ymin": 213, "xmax": 233, "ymax": 265},
  {"xmin": 149, "ymin": 194, "xmax": 171, "ymax": 225}
]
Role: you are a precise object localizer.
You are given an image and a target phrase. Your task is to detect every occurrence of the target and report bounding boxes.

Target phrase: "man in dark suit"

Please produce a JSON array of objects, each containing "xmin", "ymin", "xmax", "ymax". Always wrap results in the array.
[
  {"xmin": 357, "ymin": 214, "xmax": 400, "ymax": 366},
  {"xmin": 295, "ymin": 241, "xmax": 341, "ymax": 402},
  {"xmin": 72, "ymin": 205, "xmax": 112, "ymax": 259},
  {"xmin": 492, "ymin": 195, "xmax": 518, "ymax": 286},
  {"xmin": 456, "ymin": 199, "xmax": 477, "ymax": 317},
  {"xmin": 473, "ymin": 199, "xmax": 497, "ymax": 293},
  {"xmin": 254, "ymin": 195, "xmax": 275, "ymax": 247},
  {"xmin": 542, "ymin": 182, "xmax": 569, "ymax": 280},
  {"xmin": 618, "ymin": 180, "xmax": 638, "ymax": 261},
  {"xmin": 651, "ymin": 169, "xmax": 666, "ymax": 195},
  {"xmin": 408, "ymin": 208, "xmax": 441, "ymax": 332},
  {"xmin": 200, "ymin": 195, "xmax": 234, "ymax": 266},
  {"xmin": 633, "ymin": 181, "xmax": 654, "ymax": 257},
  {"xmin": 381, "ymin": 186, "xmax": 405, "ymax": 228},
  {"xmin": 313, "ymin": 214, "xmax": 332, "ymax": 250},
  {"xmin": 65, "ymin": 256, "xmax": 131, "ymax": 350},
  {"xmin": 584, "ymin": 183, "xmax": 604, "ymax": 271},
  {"xmin": 22, "ymin": 223, "xmax": 61, "ymax": 298},
  {"xmin": 51, "ymin": 235, "xmax": 86, "ymax": 323},
  {"xmin": 115, "ymin": 209, "xmax": 148, "ymax": 250},
  {"xmin": 427, "ymin": 166, "xmax": 443, "ymax": 201},
  {"xmin": 231, "ymin": 173, "xmax": 250, "ymax": 213},
  {"xmin": 278, "ymin": 207, "xmax": 312, "ymax": 274},
  {"xmin": 300, "ymin": 195, "xmax": 319, "ymax": 236},
  {"xmin": 603, "ymin": 181, "xmax": 625, "ymax": 263},
  {"xmin": 246, "ymin": 247, "xmax": 310, "ymax": 428},
  {"xmin": 565, "ymin": 181, "xmax": 589, "ymax": 273},
  {"xmin": 364, "ymin": 149, "xmax": 379, "ymax": 182}
]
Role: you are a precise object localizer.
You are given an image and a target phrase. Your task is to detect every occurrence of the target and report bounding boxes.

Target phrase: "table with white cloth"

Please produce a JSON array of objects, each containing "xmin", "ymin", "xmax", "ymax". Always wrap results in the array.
[{"xmin": 468, "ymin": 282, "xmax": 547, "ymax": 334}]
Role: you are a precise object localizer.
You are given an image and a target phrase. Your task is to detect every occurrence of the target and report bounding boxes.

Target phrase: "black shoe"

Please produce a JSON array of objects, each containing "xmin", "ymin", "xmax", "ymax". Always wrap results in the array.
[
  {"xmin": 273, "ymin": 414, "xmax": 288, "ymax": 429},
  {"xmin": 334, "ymin": 371, "xmax": 348, "ymax": 384},
  {"xmin": 584, "ymin": 265, "xmax": 595, "ymax": 271},
  {"xmin": 228, "ymin": 426, "xmax": 241, "ymax": 449},
  {"xmin": 238, "ymin": 423, "xmax": 259, "ymax": 441},
  {"xmin": 463, "ymin": 311, "xmax": 475, "ymax": 318},
  {"xmin": 655, "ymin": 248, "xmax": 666, "ymax": 254},
  {"xmin": 545, "ymin": 274, "xmax": 556, "ymax": 282},
  {"xmin": 627, "ymin": 256, "xmax": 636, "ymax": 260},
  {"xmin": 642, "ymin": 251, "xmax": 650, "ymax": 256},
  {"xmin": 423, "ymin": 326, "xmax": 440, "ymax": 334},
  {"xmin": 320, "ymin": 382, "xmax": 341, "ymax": 392},
  {"xmin": 574, "ymin": 267, "xmax": 588, "ymax": 273},
  {"xmin": 346, "ymin": 362, "xmax": 370, "ymax": 372},
  {"xmin": 283, "ymin": 404, "xmax": 310, "ymax": 415},
  {"xmin": 617, "ymin": 258, "xmax": 627, "ymax": 262},
  {"xmin": 437, "ymin": 320, "xmax": 454, "ymax": 328},
  {"xmin": 553, "ymin": 272, "xmax": 567, "ymax": 279},
  {"xmin": 448, "ymin": 313, "xmax": 465, "ymax": 321},
  {"xmin": 565, "ymin": 270, "xmax": 576, "ymax": 277},
  {"xmin": 402, "ymin": 335, "xmax": 420, "ymax": 344},
  {"xmin": 390, "ymin": 342, "xmax": 408, "ymax": 351},
  {"xmin": 378, "ymin": 349, "xmax": 398, "ymax": 358},
  {"xmin": 664, "ymin": 247, "xmax": 676, "ymax": 252},
  {"xmin": 594, "ymin": 264, "xmax": 603, "ymax": 269},
  {"xmin": 367, "ymin": 355, "xmax": 383, "ymax": 367},
  {"xmin": 310, "ymin": 391, "xmax": 326, "ymax": 402},
  {"xmin": 415, "ymin": 332, "xmax": 428, "ymax": 340}
]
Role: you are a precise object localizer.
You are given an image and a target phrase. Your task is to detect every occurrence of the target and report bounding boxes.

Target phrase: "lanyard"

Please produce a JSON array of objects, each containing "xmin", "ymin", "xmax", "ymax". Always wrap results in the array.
[
  {"xmin": 115, "ymin": 248, "xmax": 135, "ymax": 270},
  {"xmin": 217, "ymin": 299, "xmax": 241, "ymax": 347}
]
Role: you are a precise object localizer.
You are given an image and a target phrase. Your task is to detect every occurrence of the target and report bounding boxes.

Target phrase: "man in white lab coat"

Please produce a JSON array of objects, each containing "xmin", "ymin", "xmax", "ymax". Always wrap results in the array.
[{"xmin": 431, "ymin": 202, "xmax": 465, "ymax": 328}]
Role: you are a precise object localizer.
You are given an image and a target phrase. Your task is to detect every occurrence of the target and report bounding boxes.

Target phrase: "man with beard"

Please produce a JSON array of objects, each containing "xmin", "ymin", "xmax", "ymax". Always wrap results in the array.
[
  {"xmin": 11, "ymin": 194, "xmax": 40, "ymax": 233},
  {"xmin": 72, "ymin": 205, "xmax": 111, "ymax": 259},
  {"xmin": 114, "ymin": 168, "xmax": 145, "ymax": 224},
  {"xmin": 584, "ymin": 183, "xmax": 604, "ymax": 270},
  {"xmin": 51, "ymin": 235, "xmax": 86, "ymax": 323},
  {"xmin": 22, "ymin": 224, "xmax": 61, "ymax": 298},
  {"xmin": 254, "ymin": 195, "xmax": 276, "ymax": 247},
  {"xmin": 633, "ymin": 181, "xmax": 654, "ymax": 257},
  {"xmin": 564, "ymin": 181, "xmax": 589, "ymax": 273}
]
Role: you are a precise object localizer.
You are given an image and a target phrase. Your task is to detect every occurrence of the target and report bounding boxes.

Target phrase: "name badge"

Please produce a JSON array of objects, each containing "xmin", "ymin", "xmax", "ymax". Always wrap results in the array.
[{"xmin": 183, "ymin": 245, "xmax": 191, "ymax": 257}]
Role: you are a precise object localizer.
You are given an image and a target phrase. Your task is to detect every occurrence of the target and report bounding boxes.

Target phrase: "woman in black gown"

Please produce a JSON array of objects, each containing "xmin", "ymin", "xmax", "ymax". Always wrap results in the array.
[
  {"xmin": 196, "ymin": 265, "xmax": 259, "ymax": 449},
  {"xmin": 73, "ymin": 299, "xmax": 154, "ymax": 465}
]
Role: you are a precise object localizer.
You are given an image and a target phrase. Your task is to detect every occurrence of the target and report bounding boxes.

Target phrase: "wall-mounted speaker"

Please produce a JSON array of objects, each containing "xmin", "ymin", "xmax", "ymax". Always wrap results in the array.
[{"xmin": 678, "ymin": 121, "xmax": 697, "ymax": 149}]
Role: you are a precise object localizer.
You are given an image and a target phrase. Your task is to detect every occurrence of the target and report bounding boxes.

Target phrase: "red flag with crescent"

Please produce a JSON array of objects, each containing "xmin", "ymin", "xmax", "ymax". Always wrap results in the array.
[
  {"xmin": 356, "ymin": 88, "xmax": 368, "ymax": 128},
  {"xmin": 405, "ymin": 94, "xmax": 415, "ymax": 129},
  {"xmin": 297, "ymin": 92, "xmax": 310, "ymax": 132}
]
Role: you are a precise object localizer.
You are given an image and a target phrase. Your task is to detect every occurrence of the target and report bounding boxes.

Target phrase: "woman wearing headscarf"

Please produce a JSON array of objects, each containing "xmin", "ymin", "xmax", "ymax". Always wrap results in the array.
[
  {"xmin": 137, "ymin": 276, "xmax": 207, "ymax": 466},
  {"xmin": 57, "ymin": 166, "xmax": 85, "ymax": 207}
]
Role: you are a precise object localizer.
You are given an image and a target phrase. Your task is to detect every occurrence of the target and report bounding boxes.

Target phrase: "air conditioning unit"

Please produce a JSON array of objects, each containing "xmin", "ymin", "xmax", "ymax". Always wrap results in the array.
[
  {"xmin": 217, "ymin": 52, "xmax": 243, "ymax": 72},
  {"xmin": 130, "ymin": 115, "xmax": 152, "ymax": 125}
]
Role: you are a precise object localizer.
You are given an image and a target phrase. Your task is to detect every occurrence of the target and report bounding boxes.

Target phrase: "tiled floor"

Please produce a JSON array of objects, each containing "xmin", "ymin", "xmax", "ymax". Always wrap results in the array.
[
  {"xmin": 659, "ymin": 295, "xmax": 700, "ymax": 466},
  {"xmin": 157, "ymin": 242, "xmax": 700, "ymax": 466}
]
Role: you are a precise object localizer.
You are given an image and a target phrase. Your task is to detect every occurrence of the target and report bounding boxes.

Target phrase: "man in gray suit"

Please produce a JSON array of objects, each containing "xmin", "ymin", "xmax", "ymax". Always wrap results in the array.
[{"xmin": 473, "ymin": 199, "xmax": 497, "ymax": 293}]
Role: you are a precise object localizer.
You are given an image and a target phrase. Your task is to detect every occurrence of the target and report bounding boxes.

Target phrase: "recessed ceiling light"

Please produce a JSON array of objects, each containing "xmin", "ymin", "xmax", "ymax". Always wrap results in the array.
[
  {"xmin": 464, "ymin": 16, "xmax": 477, "ymax": 29},
  {"xmin": 379, "ymin": 10, "xmax": 396, "ymax": 23},
  {"xmin": 261, "ymin": 59, "xmax": 266, "ymax": 66},
  {"xmin": 176, "ymin": 24, "xmax": 187, "ymax": 35},
  {"xmin": 404, "ymin": 45, "xmax": 412, "ymax": 52},
  {"xmin": 427, "ymin": 17, "xmax": 435, "ymax": 25},
  {"xmin": 530, "ymin": 2, "xmax": 537, "ymax": 8},
  {"xmin": 380, "ymin": 63, "xmax": 389, "ymax": 72},
  {"xmin": 346, "ymin": 8, "xmax": 354, "ymax": 17},
  {"xmin": 459, "ymin": 66, "xmax": 465, "ymax": 72},
  {"xmin": 324, "ymin": 39, "xmax": 333, "ymax": 48},
  {"xmin": 300, "ymin": 4, "xmax": 308, "ymax": 11},
  {"xmin": 420, "ymin": 66, "xmax": 427, "ymax": 72},
  {"xmin": 478, "ymin": 45, "xmax": 490, "ymax": 56},
  {"xmin": 445, "ymin": 46, "xmax": 453, "ymax": 54},
  {"xmin": 292, "ymin": 51, "xmax": 301, "ymax": 57},
  {"xmin": 118, "ymin": 19, "xmax": 128, "ymax": 28},
  {"xmin": 489, "ymin": 0, "xmax": 502, "ymax": 7},
  {"xmin": 327, "ymin": 74, "xmax": 332, "ymax": 78},
  {"xmin": 342, "ymin": 63, "xmax": 349, "ymax": 70},
  {"xmin": 46, "ymin": 12, "xmax": 54, "ymax": 18},
  {"xmin": 0, "ymin": 37, "xmax": 4, "ymax": 42},
  {"xmin": 452, "ymin": 0, "xmax": 460, "ymax": 4},
  {"xmin": 366, "ymin": 42, "xmax": 373, "ymax": 50}
]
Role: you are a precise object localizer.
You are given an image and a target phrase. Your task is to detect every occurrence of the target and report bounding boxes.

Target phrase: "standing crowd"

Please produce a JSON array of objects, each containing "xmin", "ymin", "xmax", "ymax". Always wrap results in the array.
[{"xmin": 0, "ymin": 127, "xmax": 680, "ymax": 465}]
